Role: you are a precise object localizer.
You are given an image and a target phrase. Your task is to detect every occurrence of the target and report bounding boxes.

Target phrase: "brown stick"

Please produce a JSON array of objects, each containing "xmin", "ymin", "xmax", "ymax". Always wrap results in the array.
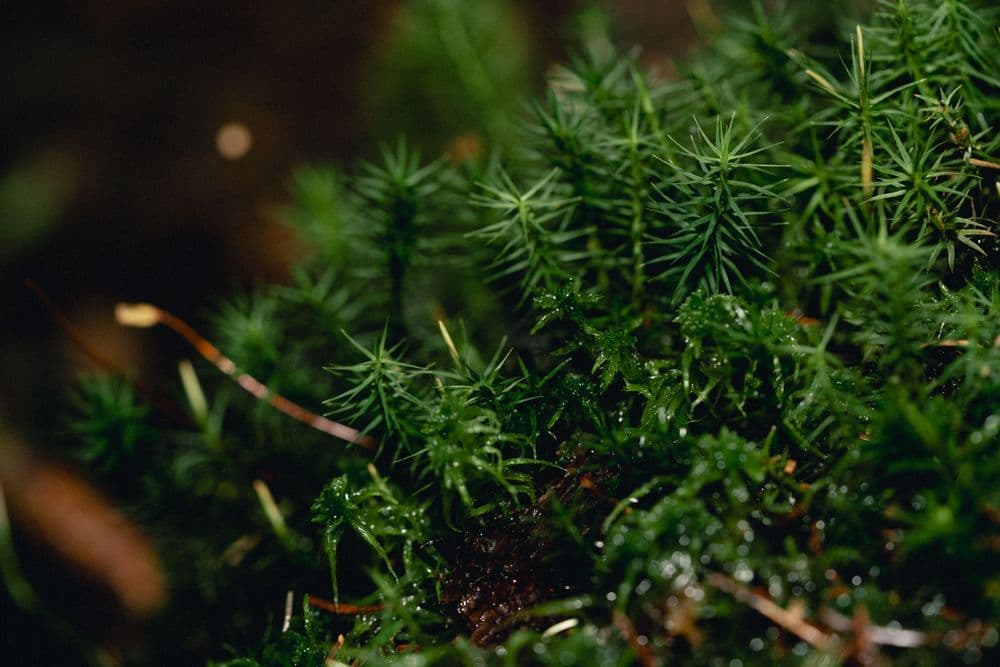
[
  {"xmin": 612, "ymin": 610, "xmax": 655, "ymax": 667},
  {"xmin": 707, "ymin": 572, "xmax": 833, "ymax": 650},
  {"xmin": 968, "ymin": 158, "xmax": 1000, "ymax": 170},
  {"xmin": 115, "ymin": 302, "xmax": 376, "ymax": 449},
  {"xmin": 25, "ymin": 279, "xmax": 193, "ymax": 427},
  {"xmin": 306, "ymin": 594, "xmax": 383, "ymax": 615}
]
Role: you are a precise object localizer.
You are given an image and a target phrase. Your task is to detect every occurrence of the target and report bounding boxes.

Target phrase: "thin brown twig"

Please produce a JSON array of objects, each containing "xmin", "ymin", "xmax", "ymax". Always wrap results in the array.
[
  {"xmin": 706, "ymin": 572, "xmax": 833, "ymax": 650},
  {"xmin": 25, "ymin": 279, "xmax": 193, "ymax": 427},
  {"xmin": 708, "ymin": 572, "xmax": 932, "ymax": 654},
  {"xmin": 115, "ymin": 302, "xmax": 377, "ymax": 449},
  {"xmin": 968, "ymin": 157, "xmax": 1000, "ymax": 170},
  {"xmin": 922, "ymin": 334, "xmax": 1000, "ymax": 349},
  {"xmin": 612, "ymin": 610, "xmax": 655, "ymax": 667},
  {"xmin": 306, "ymin": 594, "xmax": 383, "ymax": 615}
]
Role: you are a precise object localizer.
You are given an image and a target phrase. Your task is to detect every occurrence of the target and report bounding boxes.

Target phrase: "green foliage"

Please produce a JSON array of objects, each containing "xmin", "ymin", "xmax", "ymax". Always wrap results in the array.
[
  {"xmin": 50, "ymin": 1, "xmax": 1000, "ymax": 665},
  {"xmin": 311, "ymin": 470, "xmax": 428, "ymax": 602},
  {"xmin": 67, "ymin": 374, "xmax": 149, "ymax": 474},
  {"xmin": 368, "ymin": 0, "xmax": 534, "ymax": 150},
  {"xmin": 649, "ymin": 116, "xmax": 783, "ymax": 300},
  {"xmin": 471, "ymin": 169, "xmax": 588, "ymax": 301}
]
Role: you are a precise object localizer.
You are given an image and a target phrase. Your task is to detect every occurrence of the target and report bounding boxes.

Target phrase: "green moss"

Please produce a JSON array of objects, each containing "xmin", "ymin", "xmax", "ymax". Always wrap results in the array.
[{"xmin": 51, "ymin": 1, "xmax": 1000, "ymax": 664}]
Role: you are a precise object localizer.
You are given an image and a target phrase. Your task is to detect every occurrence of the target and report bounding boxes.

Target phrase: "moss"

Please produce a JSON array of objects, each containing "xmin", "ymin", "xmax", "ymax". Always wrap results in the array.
[{"xmin": 50, "ymin": 1, "xmax": 1000, "ymax": 664}]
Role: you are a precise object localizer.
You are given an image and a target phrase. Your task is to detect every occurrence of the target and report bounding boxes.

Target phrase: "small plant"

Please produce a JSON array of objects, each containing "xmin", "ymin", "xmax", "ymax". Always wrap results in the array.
[{"xmin": 28, "ymin": 1, "xmax": 1000, "ymax": 664}]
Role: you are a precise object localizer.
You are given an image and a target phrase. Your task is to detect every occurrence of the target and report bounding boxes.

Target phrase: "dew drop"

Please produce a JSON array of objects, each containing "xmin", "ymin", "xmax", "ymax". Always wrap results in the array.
[{"xmin": 734, "ymin": 563, "xmax": 754, "ymax": 583}]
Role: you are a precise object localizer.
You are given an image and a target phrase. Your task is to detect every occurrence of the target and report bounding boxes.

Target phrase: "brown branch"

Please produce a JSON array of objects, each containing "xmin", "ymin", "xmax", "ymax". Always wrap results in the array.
[
  {"xmin": 115, "ymin": 302, "xmax": 377, "ymax": 449},
  {"xmin": 306, "ymin": 594, "xmax": 383, "ymax": 615}
]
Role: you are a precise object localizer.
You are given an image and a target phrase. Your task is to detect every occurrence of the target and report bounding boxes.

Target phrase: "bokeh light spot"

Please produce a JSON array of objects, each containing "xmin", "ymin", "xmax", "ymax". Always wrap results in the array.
[{"xmin": 215, "ymin": 122, "xmax": 252, "ymax": 160}]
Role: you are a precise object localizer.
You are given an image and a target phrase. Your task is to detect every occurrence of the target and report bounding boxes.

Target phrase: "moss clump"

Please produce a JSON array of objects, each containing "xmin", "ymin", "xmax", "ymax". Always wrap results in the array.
[{"xmin": 55, "ymin": 1, "xmax": 1000, "ymax": 664}]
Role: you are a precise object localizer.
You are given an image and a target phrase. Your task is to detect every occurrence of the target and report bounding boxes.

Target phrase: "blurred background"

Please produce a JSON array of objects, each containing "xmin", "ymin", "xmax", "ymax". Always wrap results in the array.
[
  {"xmin": 1, "ymin": 0, "xmax": 701, "ymax": 433},
  {"xmin": 1, "ymin": 0, "xmax": 702, "ymax": 664}
]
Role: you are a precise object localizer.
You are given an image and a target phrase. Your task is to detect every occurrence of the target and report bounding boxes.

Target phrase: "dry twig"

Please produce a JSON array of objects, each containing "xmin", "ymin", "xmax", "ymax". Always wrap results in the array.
[
  {"xmin": 613, "ymin": 610, "xmax": 656, "ymax": 667},
  {"xmin": 116, "ymin": 302, "xmax": 376, "ymax": 448},
  {"xmin": 306, "ymin": 594, "xmax": 384, "ymax": 615},
  {"xmin": 707, "ymin": 572, "xmax": 833, "ymax": 650}
]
